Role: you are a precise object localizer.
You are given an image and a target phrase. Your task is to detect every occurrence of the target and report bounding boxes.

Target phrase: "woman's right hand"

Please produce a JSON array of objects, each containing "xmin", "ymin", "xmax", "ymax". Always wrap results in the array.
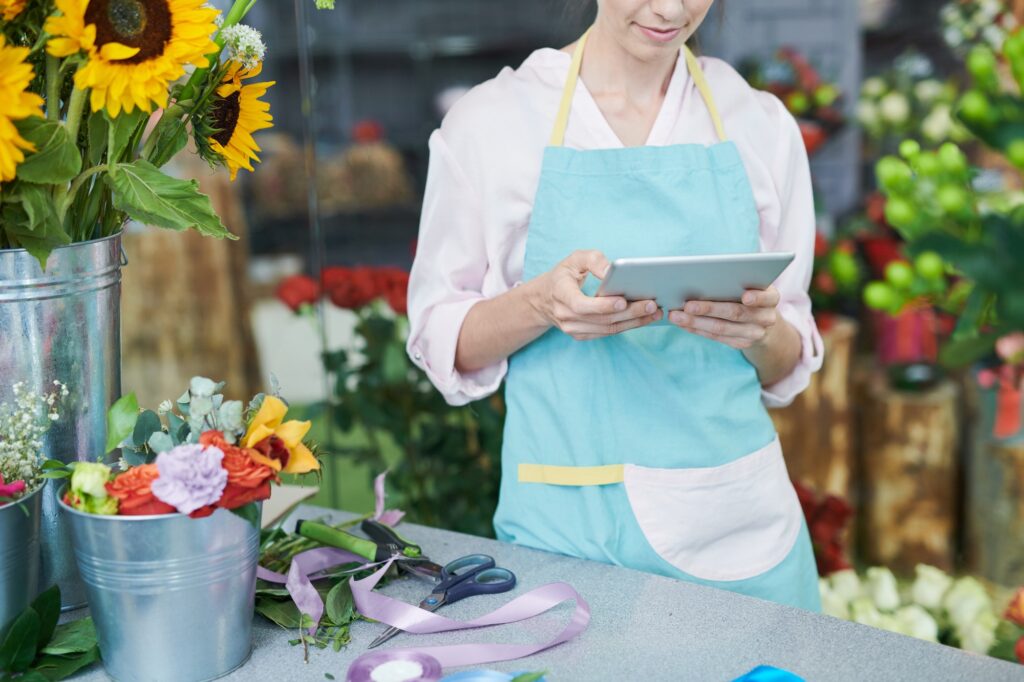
[{"xmin": 531, "ymin": 250, "xmax": 661, "ymax": 341}]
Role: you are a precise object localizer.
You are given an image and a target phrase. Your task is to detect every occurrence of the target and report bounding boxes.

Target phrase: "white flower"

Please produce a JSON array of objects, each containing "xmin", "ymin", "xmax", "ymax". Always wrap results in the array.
[
  {"xmin": 880, "ymin": 92, "xmax": 911, "ymax": 125},
  {"xmin": 862, "ymin": 77, "xmax": 888, "ymax": 99},
  {"xmin": 894, "ymin": 605, "xmax": 939, "ymax": 642},
  {"xmin": 221, "ymin": 24, "xmax": 266, "ymax": 70},
  {"xmin": 914, "ymin": 79, "xmax": 945, "ymax": 104},
  {"xmin": 830, "ymin": 569, "xmax": 863, "ymax": 603},
  {"xmin": 158, "ymin": 400, "xmax": 174, "ymax": 415},
  {"xmin": 850, "ymin": 596, "xmax": 883, "ymax": 628},
  {"xmin": 944, "ymin": 576, "xmax": 992, "ymax": 630},
  {"xmin": 856, "ymin": 100, "xmax": 880, "ymax": 128},
  {"xmin": 923, "ymin": 104, "xmax": 953, "ymax": 143},
  {"xmin": 956, "ymin": 610, "xmax": 1000, "ymax": 654},
  {"xmin": 911, "ymin": 564, "xmax": 953, "ymax": 611},
  {"xmin": 866, "ymin": 567, "xmax": 901, "ymax": 612},
  {"xmin": 820, "ymin": 578, "xmax": 849, "ymax": 620}
]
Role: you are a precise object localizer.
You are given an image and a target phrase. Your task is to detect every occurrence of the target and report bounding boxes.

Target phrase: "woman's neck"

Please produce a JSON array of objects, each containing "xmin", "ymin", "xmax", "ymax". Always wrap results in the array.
[{"xmin": 578, "ymin": 21, "xmax": 678, "ymax": 109}]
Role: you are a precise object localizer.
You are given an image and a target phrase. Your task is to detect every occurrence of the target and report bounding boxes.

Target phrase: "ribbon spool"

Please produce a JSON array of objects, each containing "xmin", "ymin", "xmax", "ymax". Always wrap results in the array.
[{"xmin": 347, "ymin": 651, "xmax": 444, "ymax": 682}]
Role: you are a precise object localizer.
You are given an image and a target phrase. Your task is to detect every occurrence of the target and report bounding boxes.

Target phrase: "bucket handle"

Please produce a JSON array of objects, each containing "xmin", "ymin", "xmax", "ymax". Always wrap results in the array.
[{"xmin": 120, "ymin": 246, "xmax": 129, "ymax": 267}]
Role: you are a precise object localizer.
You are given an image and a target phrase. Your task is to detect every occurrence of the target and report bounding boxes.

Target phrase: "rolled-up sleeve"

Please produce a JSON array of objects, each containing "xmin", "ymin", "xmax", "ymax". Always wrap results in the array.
[
  {"xmin": 406, "ymin": 130, "xmax": 507, "ymax": 406},
  {"xmin": 759, "ymin": 98, "xmax": 825, "ymax": 408}
]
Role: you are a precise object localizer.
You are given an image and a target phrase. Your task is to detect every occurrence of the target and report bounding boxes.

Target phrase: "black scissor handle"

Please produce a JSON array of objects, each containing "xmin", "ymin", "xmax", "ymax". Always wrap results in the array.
[
  {"xmin": 441, "ymin": 554, "xmax": 494, "ymax": 581},
  {"xmin": 444, "ymin": 567, "xmax": 517, "ymax": 604}
]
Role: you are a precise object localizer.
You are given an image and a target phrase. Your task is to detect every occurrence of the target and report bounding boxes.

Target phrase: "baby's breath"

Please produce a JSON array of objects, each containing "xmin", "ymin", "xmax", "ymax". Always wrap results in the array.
[
  {"xmin": 0, "ymin": 381, "xmax": 68, "ymax": 496},
  {"xmin": 221, "ymin": 24, "xmax": 266, "ymax": 70}
]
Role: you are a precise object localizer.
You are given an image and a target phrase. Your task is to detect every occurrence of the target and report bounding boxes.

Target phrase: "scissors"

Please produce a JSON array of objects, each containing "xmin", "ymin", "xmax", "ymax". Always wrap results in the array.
[
  {"xmin": 367, "ymin": 553, "xmax": 517, "ymax": 649},
  {"xmin": 295, "ymin": 518, "xmax": 444, "ymax": 582}
]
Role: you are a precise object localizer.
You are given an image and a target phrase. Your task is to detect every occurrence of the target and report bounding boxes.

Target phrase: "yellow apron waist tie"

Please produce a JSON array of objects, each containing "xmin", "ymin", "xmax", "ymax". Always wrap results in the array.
[{"xmin": 518, "ymin": 463, "xmax": 625, "ymax": 486}]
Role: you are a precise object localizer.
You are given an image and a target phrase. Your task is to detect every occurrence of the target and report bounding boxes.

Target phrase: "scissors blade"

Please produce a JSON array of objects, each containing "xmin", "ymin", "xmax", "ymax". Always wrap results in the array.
[
  {"xmin": 366, "ymin": 594, "xmax": 446, "ymax": 650},
  {"xmin": 397, "ymin": 559, "xmax": 445, "ymax": 583},
  {"xmin": 367, "ymin": 625, "xmax": 402, "ymax": 650}
]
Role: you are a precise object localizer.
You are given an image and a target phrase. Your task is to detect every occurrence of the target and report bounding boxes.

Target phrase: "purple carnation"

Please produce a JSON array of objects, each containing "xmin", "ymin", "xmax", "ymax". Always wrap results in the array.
[{"xmin": 151, "ymin": 444, "xmax": 228, "ymax": 515}]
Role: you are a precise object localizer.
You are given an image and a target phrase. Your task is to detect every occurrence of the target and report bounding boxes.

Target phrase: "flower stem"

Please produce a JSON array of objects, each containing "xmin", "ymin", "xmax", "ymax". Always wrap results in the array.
[
  {"xmin": 46, "ymin": 56, "xmax": 60, "ymax": 121},
  {"xmin": 57, "ymin": 164, "xmax": 108, "ymax": 223},
  {"xmin": 64, "ymin": 87, "xmax": 88, "ymax": 141},
  {"xmin": 139, "ymin": 103, "xmax": 187, "ymax": 162}
]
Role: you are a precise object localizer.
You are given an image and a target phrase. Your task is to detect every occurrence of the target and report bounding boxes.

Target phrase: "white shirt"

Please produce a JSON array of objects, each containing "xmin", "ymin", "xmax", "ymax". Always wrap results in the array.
[{"xmin": 406, "ymin": 47, "xmax": 824, "ymax": 408}]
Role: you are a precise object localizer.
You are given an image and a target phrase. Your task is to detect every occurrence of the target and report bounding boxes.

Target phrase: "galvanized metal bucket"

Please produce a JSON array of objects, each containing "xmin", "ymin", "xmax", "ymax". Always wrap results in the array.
[
  {"xmin": 0, "ymin": 481, "xmax": 44, "ymax": 639},
  {"xmin": 61, "ymin": 500, "xmax": 260, "ymax": 682},
  {"xmin": 0, "ymin": 233, "xmax": 123, "ymax": 610}
]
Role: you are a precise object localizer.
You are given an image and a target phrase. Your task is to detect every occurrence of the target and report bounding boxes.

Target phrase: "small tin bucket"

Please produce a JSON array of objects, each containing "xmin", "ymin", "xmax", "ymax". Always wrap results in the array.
[
  {"xmin": 61, "ymin": 499, "xmax": 260, "ymax": 682},
  {"xmin": 0, "ymin": 481, "xmax": 44, "ymax": 638}
]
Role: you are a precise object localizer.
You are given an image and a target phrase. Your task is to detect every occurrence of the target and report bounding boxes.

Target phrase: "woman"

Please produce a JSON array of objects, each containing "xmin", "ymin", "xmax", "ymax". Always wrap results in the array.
[{"xmin": 406, "ymin": 0, "xmax": 824, "ymax": 611}]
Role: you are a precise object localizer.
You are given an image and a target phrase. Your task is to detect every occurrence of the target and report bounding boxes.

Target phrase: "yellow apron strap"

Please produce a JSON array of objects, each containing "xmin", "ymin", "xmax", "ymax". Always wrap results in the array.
[
  {"xmin": 683, "ymin": 46, "xmax": 728, "ymax": 142},
  {"xmin": 519, "ymin": 463, "xmax": 625, "ymax": 486},
  {"xmin": 549, "ymin": 28, "xmax": 591, "ymax": 147}
]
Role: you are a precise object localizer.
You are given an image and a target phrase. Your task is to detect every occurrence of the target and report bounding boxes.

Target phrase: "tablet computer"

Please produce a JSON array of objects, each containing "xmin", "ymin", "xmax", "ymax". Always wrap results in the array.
[{"xmin": 595, "ymin": 252, "xmax": 795, "ymax": 309}]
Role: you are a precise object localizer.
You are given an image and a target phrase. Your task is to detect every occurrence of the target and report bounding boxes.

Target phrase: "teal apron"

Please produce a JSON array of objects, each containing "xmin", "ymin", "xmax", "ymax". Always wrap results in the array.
[{"xmin": 494, "ymin": 30, "xmax": 821, "ymax": 611}]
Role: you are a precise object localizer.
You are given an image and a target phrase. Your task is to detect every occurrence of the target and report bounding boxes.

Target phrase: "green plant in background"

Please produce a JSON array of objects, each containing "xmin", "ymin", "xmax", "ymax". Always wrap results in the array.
[{"xmin": 868, "ymin": 32, "xmax": 1024, "ymax": 367}]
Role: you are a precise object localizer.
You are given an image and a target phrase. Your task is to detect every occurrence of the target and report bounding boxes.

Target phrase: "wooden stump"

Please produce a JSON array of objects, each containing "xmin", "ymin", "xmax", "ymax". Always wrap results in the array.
[
  {"xmin": 771, "ymin": 316, "xmax": 858, "ymax": 499},
  {"xmin": 121, "ymin": 154, "xmax": 262, "ymax": 408},
  {"xmin": 859, "ymin": 374, "xmax": 959, "ymax": 574}
]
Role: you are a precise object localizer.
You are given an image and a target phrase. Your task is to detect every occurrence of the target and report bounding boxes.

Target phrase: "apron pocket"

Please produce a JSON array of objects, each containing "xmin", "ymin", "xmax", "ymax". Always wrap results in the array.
[{"xmin": 622, "ymin": 436, "xmax": 802, "ymax": 582}]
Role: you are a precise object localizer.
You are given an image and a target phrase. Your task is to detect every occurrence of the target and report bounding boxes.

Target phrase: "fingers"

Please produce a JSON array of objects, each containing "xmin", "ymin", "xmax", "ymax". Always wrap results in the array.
[
  {"xmin": 741, "ymin": 286, "xmax": 780, "ymax": 308},
  {"xmin": 563, "ymin": 310, "xmax": 663, "ymax": 341},
  {"xmin": 566, "ymin": 249, "xmax": 611, "ymax": 280},
  {"xmin": 680, "ymin": 300, "xmax": 778, "ymax": 327},
  {"xmin": 668, "ymin": 311, "xmax": 768, "ymax": 346}
]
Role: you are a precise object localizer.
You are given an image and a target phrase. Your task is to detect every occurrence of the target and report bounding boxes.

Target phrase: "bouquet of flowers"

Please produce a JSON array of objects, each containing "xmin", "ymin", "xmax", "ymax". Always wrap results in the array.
[
  {"xmin": 276, "ymin": 266, "xmax": 505, "ymax": 538},
  {"xmin": 0, "ymin": 0, "xmax": 334, "ymax": 269},
  {"xmin": 820, "ymin": 565, "xmax": 1024, "ymax": 663},
  {"xmin": 59, "ymin": 377, "xmax": 319, "ymax": 518},
  {"xmin": 0, "ymin": 380, "xmax": 67, "ymax": 504}
]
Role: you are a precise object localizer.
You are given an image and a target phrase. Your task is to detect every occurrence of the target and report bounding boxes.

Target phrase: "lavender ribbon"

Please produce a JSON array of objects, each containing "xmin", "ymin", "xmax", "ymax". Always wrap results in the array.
[
  {"xmin": 348, "ymin": 559, "xmax": 591, "ymax": 669},
  {"xmin": 374, "ymin": 471, "xmax": 405, "ymax": 527}
]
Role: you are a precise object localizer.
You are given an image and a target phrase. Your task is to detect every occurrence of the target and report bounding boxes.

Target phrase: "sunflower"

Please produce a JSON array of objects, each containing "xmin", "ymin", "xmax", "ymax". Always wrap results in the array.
[
  {"xmin": 45, "ymin": 0, "xmax": 219, "ymax": 116},
  {"xmin": 0, "ymin": 35, "xmax": 44, "ymax": 182},
  {"xmin": 205, "ymin": 61, "xmax": 274, "ymax": 181},
  {"xmin": 0, "ymin": 0, "xmax": 27, "ymax": 21}
]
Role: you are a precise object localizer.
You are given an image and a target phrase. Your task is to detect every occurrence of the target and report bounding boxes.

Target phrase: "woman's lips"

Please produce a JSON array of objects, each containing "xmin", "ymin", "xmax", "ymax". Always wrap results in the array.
[{"xmin": 637, "ymin": 25, "xmax": 682, "ymax": 42}]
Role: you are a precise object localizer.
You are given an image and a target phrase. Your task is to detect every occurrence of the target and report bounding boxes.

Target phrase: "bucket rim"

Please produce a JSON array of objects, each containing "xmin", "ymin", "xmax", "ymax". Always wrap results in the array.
[
  {"xmin": 0, "ymin": 230, "xmax": 123, "ymax": 258},
  {"xmin": 0, "ymin": 478, "xmax": 45, "ymax": 513},
  {"xmin": 57, "ymin": 485, "xmax": 191, "ymax": 522}
]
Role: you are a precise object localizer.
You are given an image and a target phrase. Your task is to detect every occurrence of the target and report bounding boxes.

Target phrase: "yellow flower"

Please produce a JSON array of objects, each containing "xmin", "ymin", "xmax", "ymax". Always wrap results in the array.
[
  {"xmin": 0, "ymin": 35, "xmax": 44, "ymax": 182},
  {"xmin": 0, "ymin": 0, "xmax": 27, "ymax": 21},
  {"xmin": 242, "ymin": 395, "xmax": 319, "ymax": 475},
  {"xmin": 206, "ymin": 61, "xmax": 274, "ymax": 181},
  {"xmin": 45, "ymin": 0, "xmax": 219, "ymax": 116}
]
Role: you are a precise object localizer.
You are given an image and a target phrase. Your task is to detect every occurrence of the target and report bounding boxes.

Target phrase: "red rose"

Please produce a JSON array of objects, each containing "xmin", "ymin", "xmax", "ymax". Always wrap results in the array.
[
  {"xmin": 814, "ymin": 232, "xmax": 829, "ymax": 259},
  {"xmin": 1005, "ymin": 587, "xmax": 1024, "ymax": 628},
  {"xmin": 352, "ymin": 120, "xmax": 384, "ymax": 144},
  {"xmin": 375, "ymin": 267, "xmax": 410, "ymax": 315},
  {"xmin": 276, "ymin": 275, "xmax": 320, "ymax": 312},
  {"xmin": 818, "ymin": 540, "xmax": 851, "ymax": 575},
  {"xmin": 325, "ymin": 266, "xmax": 378, "ymax": 309},
  {"xmin": 814, "ymin": 271, "xmax": 837, "ymax": 295},
  {"xmin": 106, "ymin": 464, "xmax": 176, "ymax": 516},
  {"xmin": 199, "ymin": 431, "xmax": 275, "ymax": 510},
  {"xmin": 861, "ymin": 236, "xmax": 904, "ymax": 277},
  {"xmin": 865, "ymin": 192, "xmax": 888, "ymax": 226},
  {"xmin": 1015, "ymin": 636, "xmax": 1024, "ymax": 664}
]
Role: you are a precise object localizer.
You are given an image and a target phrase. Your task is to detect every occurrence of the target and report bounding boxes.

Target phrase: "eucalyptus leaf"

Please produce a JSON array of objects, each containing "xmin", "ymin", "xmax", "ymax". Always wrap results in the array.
[
  {"xmin": 122, "ymin": 449, "xmax": 147, "ymax": 467},
  {"xmin": 132, "ymin": 410, "xmax": 162, "ymax": 449},
  {"xmin": 14, "ymin": 119, "xmax": 82, "ymax": 184},
  {"xmin": 39, "ymin": 619, "xmax": 96, "ymax": 657},
  {"xmin": 147, "ymin": 431, "xmax": 174, "ymax": 454},
  {"xmin": 190, "ymin": 377, "xmax": 217, "ymax": 397},
  {"xmin": 105, "ymin": 393, "xmax": 139, "ymax": 454},
  {"xmin": 105, "ymin": 160, "xmax": 233, "ymax": 238},
  {"xmin": 190, "ymin": 396, "xmax": 213, "ymax": 418},
  {"xmin": 167, "ymin": 411, "xmax": 185, "ymax": 441},
  {"xmin": 30, "ymin": 586, "xmax": 60, "ymax": 651},
  {"xmin": 0, "ymin": 608, "xmax": 41, "ymax": 672},
  {"xmin": 324, "ymin": 580, "xmax": 354, "ymax": 626},
  {"xmin": 218, "ymin": 401, "xmax": 244, "ymax": 434}
]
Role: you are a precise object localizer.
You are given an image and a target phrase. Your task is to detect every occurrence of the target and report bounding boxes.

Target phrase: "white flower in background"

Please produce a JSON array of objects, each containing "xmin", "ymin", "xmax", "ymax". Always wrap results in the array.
[
  {"xmin": 158, "ymin": 399, "xmax": 174, "ymax": 416},
  {"xmin": 850, "ymin": 596, "xmax": 884, "ymax": 628},
  {"xmin": 856, "ymin": 100, "xmax": 880, "ymax": 129},
  {"xmin": 820, "ymin": 578, "xmax": 850, "ymax": 620},
  {"xmin": 221, "ymin": 24, "xmax": 266, "ymax": 70},
  {"xmin": 944, "ymin": 576, "xmax": 993, "ymax": 630},
  {"xmin": 879, "ymin": 92, "xmax": 911, "ymax": 125},
  {"xmin": 957, "ymin": 610, "xmax": 1000, "ymax": 654},
  {"xmin": 914, "ymin": 79, "xmax": 945, "ymax": 104},
  {"xmin": 866, "ymin": 567, "xmax": 901, "ymax": 611},
  {"xmin": 923, "ymin": 104, "xmax": 954, "ymax": 143},
  {"xmin": 911, "ymin": 564, "xmax": 953, "ymax": 611},
  {"xmin": 861, "ymin": 76, "xmax": 888, "ymax": 99},
  {"xmin": 830, "ymin": 568, "xmax": 863, "ymax": 603},
  {"xmin": 894, "ymin": 605, "xmax": 940, "ymax": 642}
]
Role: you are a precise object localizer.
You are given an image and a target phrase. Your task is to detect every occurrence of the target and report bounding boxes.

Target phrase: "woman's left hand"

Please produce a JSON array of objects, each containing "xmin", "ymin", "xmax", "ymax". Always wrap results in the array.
[{"xmin": 667, "ymin": 287, "xmax": 780, "ymax": 350}]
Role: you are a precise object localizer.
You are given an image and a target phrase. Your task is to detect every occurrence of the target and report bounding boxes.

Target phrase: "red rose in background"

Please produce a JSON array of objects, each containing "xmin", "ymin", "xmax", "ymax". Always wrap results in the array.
[
  {"xmin": 324, "ymin": 266, "xmax": 378, "ymax": 309},
  {"xmin": 1015, "ymin": 636, "xmax": 1024, "ymax": 664},
  {"xmin": 352, "ymin": 119, "xmax": 384, "ymax": 144},
  {"xmin": 865, "ymin": 192, "xmax": 889, "ymax": 227},
  {"xmin": 199, "ymin": 431, "xmax": 275, "ymax": 510},
  {"xmin": 375, "ymin": 267, "xmax": 410, "ymax": 315},
  {"xmin": 276, "ymin": 275, "xmax": 320, "ymax": 312},
  {"xmin": 106, "ymin": 464, "xmax": 175, "ymax": 516},
  {"xmin": 861, "ymin": 236, "xmax": 904, "ymax": 277},
  {"xmin": 814, "ymin": 232, "xmax": 829, "ymax": 259},
  {"xmin": 792, "ymin": 480, "xmax": 853, "ymax": 575}
]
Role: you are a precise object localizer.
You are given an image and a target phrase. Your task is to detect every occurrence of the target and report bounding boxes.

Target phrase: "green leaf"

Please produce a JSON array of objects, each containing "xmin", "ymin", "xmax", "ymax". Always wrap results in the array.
[
  {"xmin": 230, "ymin": 502, "xmax": 261, "ymax": 531},
  {"xmin": 940, "ymin": 332, "xmax": 1001, "ymax": 368},
  {"xmin": 105, "ymin": 159, "xmax": 234, "ymax": 238},
  {"xmin": 39, "ymin": 618, "xmax": 96, "ymax": 657},
  {"xmin": 32, "ymin": 646, "xmax": 100, "ymax": 681},
  {"xmin": 0, "ymin": 608, "xmax": 41, "ymax": 673},
  {"xmin": 132, "ymin": 410, "xmax": 161, "ymax": 449},
  {"xmin": 30, "ymin": 587, "xmax": 60, "ymax": 652},
  {"xmin": 41, "ymin": 460, "xmax": 67, "ymax": 471},
  {"xmin": 105, "ymin": 393, "xmax": 139, "ymax": 454},
  {"xmin": 107, "ymin": 109, "xmax": 146, "ymax": 163},
  {"xmin": 14, "ymin": 119, "xmax": 82, "ymax": 184},
  {"xmin": 146, "ymin": 118, "xmax": 189, "ymax": 168},
  {"xmin": 324, "ymin": 580, "xmax": 354, "ymax": 626},
  {"xmin": 146, "ymin": 431, "xmax": 174, "ymax": 454},
  {"xmin": 166, "ymin": 411, "xmax": 186, "ymax": 444},
  {"xmin": 86, "ymin": 111, "xmax": 108, "ymax": 166},
  {"xmin": 255, "ymin": 598, "xmax": 303, "ymax": 629},
  {"xmin": 1, "ymin": 183, "xmax": 72, "ymax": 270},
  {"xmin": 39, "ymin": 471, "xmax": 71, "ymax": 479}
]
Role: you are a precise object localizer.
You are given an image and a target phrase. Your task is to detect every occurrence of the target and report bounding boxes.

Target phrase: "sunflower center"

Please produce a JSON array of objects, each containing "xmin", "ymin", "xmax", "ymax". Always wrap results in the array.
[
  {"xmin": 210, "ymin": 91, "xmax": 241, "ymax": 146},
  {"xmin": 86, "ymin": 0, "xmax": 172, "ymax": 64}
]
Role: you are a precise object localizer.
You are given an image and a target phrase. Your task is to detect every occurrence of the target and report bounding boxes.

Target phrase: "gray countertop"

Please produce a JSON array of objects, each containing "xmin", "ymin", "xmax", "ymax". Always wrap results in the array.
[{"xmin": 68, "ymin": 505, "xmax": 1024, "ymax": 682}]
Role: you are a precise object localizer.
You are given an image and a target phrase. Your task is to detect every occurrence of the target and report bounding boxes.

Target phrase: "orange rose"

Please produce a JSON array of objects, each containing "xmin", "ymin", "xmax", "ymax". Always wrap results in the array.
[
  {"xmin": 199, "ymin": 430, "xmax": 275, "ymax": 510},
  {"xmin": 1005, "ymin": 587, "xmax": 1024, "ymax": 628},
  {"xmin": 106, "ymin": 464, "xmax": 175, "ymax": 516}
]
